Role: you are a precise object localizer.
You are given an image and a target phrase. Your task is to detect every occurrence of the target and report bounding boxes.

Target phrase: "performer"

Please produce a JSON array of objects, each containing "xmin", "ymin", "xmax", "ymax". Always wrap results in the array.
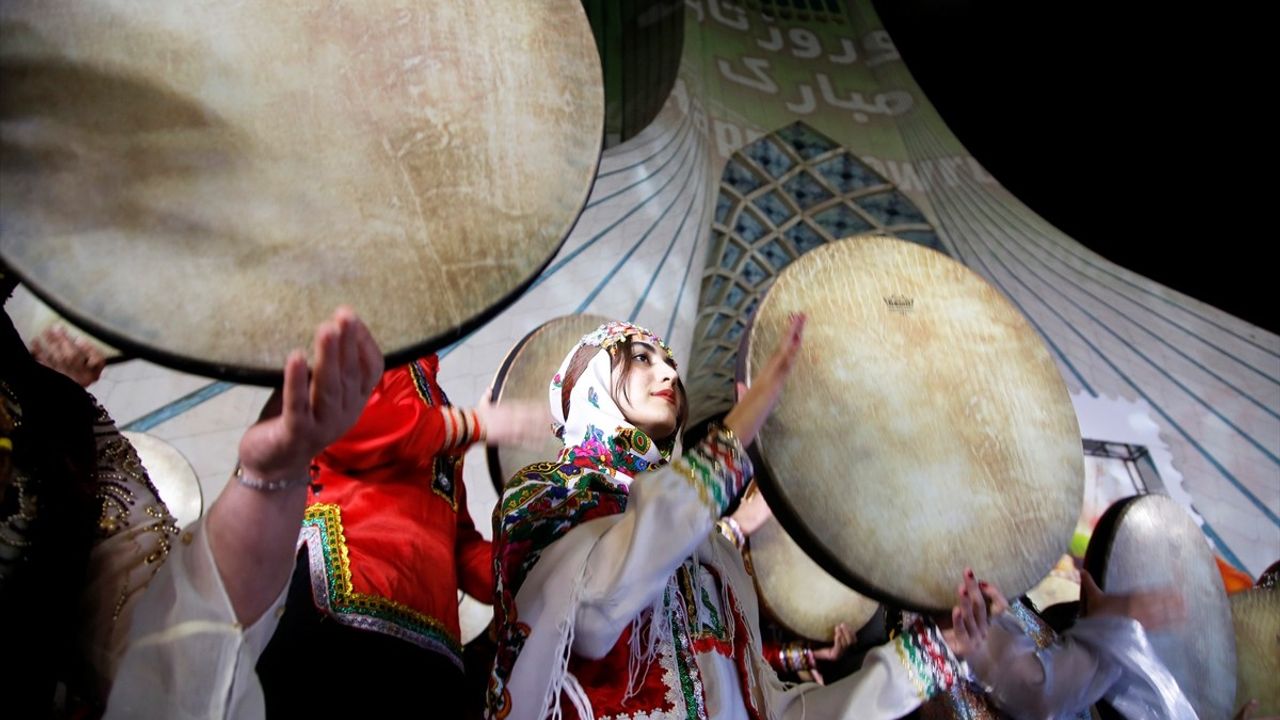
[
  {"xmin": 947, "ymin": 569, "xmax": 1195, "ymax": 719},
  {"xmin": 106, "ymin": 307, "xmax": 383, "ymax": 718},
  {"xmin": 2, "ymin": 275, "xmax": 176, "ymax": 715},
  {"xmin": 487, "ymin": 319, "xmax": 967, "ymax": 720},
  {"xmin": 257, "ymin": 354, "xmax": 546, "ymax": 718}
]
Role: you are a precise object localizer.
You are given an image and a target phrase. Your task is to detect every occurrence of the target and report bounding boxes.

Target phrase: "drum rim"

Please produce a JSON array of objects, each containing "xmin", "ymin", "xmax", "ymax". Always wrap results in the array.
[
  {"xmin": 1085, "ymin": 492, "xmax": 1239, "ymax": 719},
  {"xmin": 1081, "ymin": 492, "xmax": 1142, "ymax": 591}
]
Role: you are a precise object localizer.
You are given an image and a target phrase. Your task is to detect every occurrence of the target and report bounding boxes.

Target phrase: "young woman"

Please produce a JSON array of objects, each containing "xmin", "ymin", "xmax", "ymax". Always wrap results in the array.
[{"xmin": 486, "ymin": 319, "xmax": 964, "ymax": 720}]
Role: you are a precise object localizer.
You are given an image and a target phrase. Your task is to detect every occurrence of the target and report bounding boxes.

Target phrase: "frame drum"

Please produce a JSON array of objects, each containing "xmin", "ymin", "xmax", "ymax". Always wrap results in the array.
[
  {"xmin": 1, "ymin": 0, "xmax": 603, "ymax": 383},
  {"xmin": 1085, "ymin": 494, "xmax": 1236, "ymax": 720},
  {"xmin": 744, "ymin": 235, "xmax": 1083, "ymax": 612}
]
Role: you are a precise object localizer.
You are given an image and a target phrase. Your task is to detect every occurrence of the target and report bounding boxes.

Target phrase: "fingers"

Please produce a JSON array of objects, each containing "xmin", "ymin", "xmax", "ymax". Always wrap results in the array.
[
  {"xmin": 767, "ymin": 313, "xmax": 807, "ymax": 376},
  {"xmin": 280, "ymin": 350, "xmax": 310, "ymax": 436},
  {"xmin": 814, "ymin": 624, "xmax": 850, "ymax": 662},
  {"xmin": 979, "ymin": 579, "xmax": 1009, "ymax": 615},
  {"xmin": 350, "ymin": 314, "xmax": 384, "ymax": 395},
  {"xmin": 335, "ymin": 308, "xmax": 360, "ymax": 409},
  {"xmin": 828, "ymin": 623, "xmax": 852, "ymax": 657},
  {"xmin": 965, "ymin": 568, "xmax": 987, "ymax": 634},
  {"xmin": 310, "ymin": 318, "xmax": 341, "ymax": 418},
  {"xmin": 950, "ymin": 568, "xmax": 987, "ymax": 656},
  {"xmin": 31, "ymin": 327, "xmax": 105, "ymax": 385},
  {"xmin": 956, "ymin": 583, "xmax": 978, "ymax": 640},
  {"xmin": 787, "ymin": 312, "xmax": 806, "ymax": 349},
  {"xmin": 950, "ymin": 605, "xmax": 971, "ymax": 654},
  {"xmin": 1079, "ymin": 569, "xmax": 1101, "ymax": 615}
]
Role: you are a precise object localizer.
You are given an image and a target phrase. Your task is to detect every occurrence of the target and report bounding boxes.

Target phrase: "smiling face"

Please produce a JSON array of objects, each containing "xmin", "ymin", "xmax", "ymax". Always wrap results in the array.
[{"xmin": 610, "ymin": 338, "xmax": 685, "ymax": 441}]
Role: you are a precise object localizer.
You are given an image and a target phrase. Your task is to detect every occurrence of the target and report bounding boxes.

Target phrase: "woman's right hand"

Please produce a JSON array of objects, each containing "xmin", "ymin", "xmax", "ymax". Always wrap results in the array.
[
  {"xmin": 723, "ymin": 313, "xmax": 805, "ymax": 446},
  {"xmin": 475, "ymin": 398, "xmax": 552, "ymax": 448},
  {"xmin": 1079, "ymin": 569, "xmax": 1186, "ymax": 631}
]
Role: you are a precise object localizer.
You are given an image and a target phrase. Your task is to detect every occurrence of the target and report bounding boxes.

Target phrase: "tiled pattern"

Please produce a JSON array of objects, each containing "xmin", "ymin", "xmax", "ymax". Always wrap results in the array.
[{"xmin": 687, "ymin": 122, "xmax": 944, "ymax": 421}]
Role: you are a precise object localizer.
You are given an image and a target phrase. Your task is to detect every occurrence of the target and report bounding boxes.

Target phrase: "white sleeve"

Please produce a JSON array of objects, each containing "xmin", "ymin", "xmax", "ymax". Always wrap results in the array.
[
  {"xmin": 967, "ymin": 612, "xmax": 1120, "ymax": 719},
  {"xmin": 567, "ymin": 463, "xmax": 721, "ymax": 658},
  {"xmin": 104, "ymin": 516, "xmax": 288, "ymax": 720},
  {"xmin": 774, "ymin": 640, "xmax": 927, "ymax": 720},
  {"xmin": 968, "ymin": 611, "xmax": 1196, "ymax": 720},
  {"xmin": 77, "ymin": 407, "xmax": 178, "ymax": 702}
]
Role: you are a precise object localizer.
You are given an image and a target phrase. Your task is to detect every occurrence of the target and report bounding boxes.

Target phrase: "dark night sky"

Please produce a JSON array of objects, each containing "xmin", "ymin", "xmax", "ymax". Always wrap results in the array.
[{"xmin": 872, "ymin": 1, "xmax": 1273, "ymax": 334}]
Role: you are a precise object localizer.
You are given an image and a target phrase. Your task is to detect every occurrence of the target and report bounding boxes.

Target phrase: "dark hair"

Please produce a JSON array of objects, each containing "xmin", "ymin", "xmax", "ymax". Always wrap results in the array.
[{"xmin": 560, "ymin": 338, "xmax": 687, "ymax": 442}]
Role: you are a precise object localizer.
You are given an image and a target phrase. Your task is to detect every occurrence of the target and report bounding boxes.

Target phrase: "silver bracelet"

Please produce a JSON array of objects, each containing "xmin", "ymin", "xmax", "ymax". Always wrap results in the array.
[{"xmin": 235, "ymin": 463, "xmax": 310, "ymax": 492}]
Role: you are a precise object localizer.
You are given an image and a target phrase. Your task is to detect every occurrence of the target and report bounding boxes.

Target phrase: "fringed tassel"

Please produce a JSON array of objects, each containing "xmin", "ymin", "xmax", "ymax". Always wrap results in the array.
[
  {"xmin": 539, "ymin": 563, "xmax": 589, "ymax": 720},
  {"xmin": 563, "ymin": 674, "xmax": 594, "ymax": 720},
  {"xmin": 624, "ymin": 578, "xmax": 677, "ymax": 704}
]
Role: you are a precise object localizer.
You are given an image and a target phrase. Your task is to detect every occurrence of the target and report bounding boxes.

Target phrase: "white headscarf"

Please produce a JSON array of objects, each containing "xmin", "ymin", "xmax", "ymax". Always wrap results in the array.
[{"xmin": 547, "ymin": 320, "xmax": 677, "ymax": 484}]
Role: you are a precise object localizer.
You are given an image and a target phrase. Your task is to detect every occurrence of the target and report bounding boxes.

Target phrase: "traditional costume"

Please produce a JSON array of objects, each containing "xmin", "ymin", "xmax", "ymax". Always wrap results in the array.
[{"xmin": 486, "ymin": 321, "xmax": 959, "ymax": 720}]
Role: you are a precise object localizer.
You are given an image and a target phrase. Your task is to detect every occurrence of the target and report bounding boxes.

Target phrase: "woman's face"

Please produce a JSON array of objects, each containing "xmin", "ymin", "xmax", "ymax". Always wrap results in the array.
[{"xmin": 611, "ymin": 341, "xmax": 681, "ymax": 439}]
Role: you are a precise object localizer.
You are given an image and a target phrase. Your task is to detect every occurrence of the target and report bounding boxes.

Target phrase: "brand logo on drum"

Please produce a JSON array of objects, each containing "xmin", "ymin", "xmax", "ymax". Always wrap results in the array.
[{"xmin": 884, "ymin": 294, "xmax": 914, "ymax": 313}]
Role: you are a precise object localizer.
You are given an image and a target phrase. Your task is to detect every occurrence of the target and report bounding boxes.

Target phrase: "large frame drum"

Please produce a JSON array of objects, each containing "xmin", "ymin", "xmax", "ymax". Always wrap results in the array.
[
  {"xmin": 743, "ymin": 235, "xmax": 1083, "ymax": 612},
  {"xmin": 1, "ymin": 0, "xmax": 603, "ymax": 383},
  {"xmin": 1085, "ymin": 493, "xmax": 1237, "ymax": 720}
]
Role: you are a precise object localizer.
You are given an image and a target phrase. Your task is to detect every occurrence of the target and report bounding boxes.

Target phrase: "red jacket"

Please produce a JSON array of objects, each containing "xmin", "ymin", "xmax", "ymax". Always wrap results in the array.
[{"xmin": 299, "ymin": 355, "xmax": 492, "ymax": 669}]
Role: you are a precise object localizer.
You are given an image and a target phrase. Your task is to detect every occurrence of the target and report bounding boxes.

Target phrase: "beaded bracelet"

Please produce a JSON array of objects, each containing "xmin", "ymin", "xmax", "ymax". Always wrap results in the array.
[
  {"xmin": 235, "ymin": 463, "xmax": 311, "ymax": 492},
  {"xmin": 778, "ymin": 641, "xmax": 817, "ymax": 673},
  {"xmin": 673, "ymin": 424, "xmax": 753, "ymax": 517},
  {"xmin": 894, "ymin": 616, "xmax": 964, "ymax": 699}
]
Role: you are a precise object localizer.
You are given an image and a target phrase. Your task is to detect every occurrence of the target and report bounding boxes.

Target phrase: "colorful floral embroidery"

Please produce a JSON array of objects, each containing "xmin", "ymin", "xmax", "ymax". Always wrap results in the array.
[
  {"xmin": 678, "ymin": 563, "xmax": 732, "ymax": 657},
  {"xmin": 487, "ymin": 457, "xmax": 630, "ymax": 716},
  {"xmin": 670, "ymin": 427, "xmax": 750, "ymax": 517},
  {"xmin": 668, "ymin": 584, "xmax": 710, "ymax": 719},
  {"xmin": 560, "ymin": 424, "xmax": 670, "ymax": 477}
]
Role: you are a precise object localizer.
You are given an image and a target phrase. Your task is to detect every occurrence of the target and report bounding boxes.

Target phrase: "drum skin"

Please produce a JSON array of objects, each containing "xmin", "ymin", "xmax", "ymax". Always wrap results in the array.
[
  {"xmin": 121, "ymin": 431, "xmax": 202, "ymax": 529},
  {"xmin": 1231, "ymin": 584, "xmax": 1279, "ymax": 716},
  {"xmin": 747, "ymin": 514, "xmax": 878, "ymax": 642},
  {"xmin": 744, "ymin": 235, "xmax": 1083, "ymax": 612},
  {"xmin": 0, "ymin": 0, "xmax": 602, "ymax": 382},
  {"xmin": 1086, "ymin": 494, "xmax": 1237, "ymax": 720}
]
